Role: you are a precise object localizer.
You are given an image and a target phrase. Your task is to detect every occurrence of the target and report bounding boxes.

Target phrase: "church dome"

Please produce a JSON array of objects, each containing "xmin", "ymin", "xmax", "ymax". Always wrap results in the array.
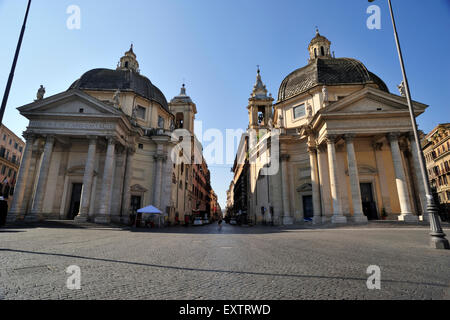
[
  {"xmin": 278, "ymin": 30, "xmax": 389, "ymax": 102},
  {"xmin": 68, "ymin": 46, "xmax": 169, "ymax": 111},
  {"xmin": 277, "ymin": 57, "xmax": 389, "ymax": 102},
  {"xmin": 69, "ymin": 68, "xmax": 169, "ymax": 111}
]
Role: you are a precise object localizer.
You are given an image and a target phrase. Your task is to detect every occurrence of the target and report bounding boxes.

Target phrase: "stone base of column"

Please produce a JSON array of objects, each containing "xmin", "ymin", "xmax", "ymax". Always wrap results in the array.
[
  {"xmin": 352, "ymin": 214, "xmax": 368, "ymax": 223},
  {"xmin": 431, "ymin": 236, "xmax": 450, "ymax": 250},
  {"xmin": 282, "ymin": 216, "xmax": 294, "ymax": 225},
  {"xmin": 322, "ymin": 216, "xmax": 331, "ymax": 223},
  {"xmin": 6, "ymin": 212, "xmax": 18, "ymax": 223},
  {"xmin": 94, "ymin": 215, "xmax": 111, "ymax": 224},
  {"xmin": 419, "ymin": 214, "xmax": 430, "ymax": 222},
  {"xmin": 74, "ymin": 215, "xmax": 89, "ymax": 223},
  {"xmin": 313, "ymin": 216, "xmax": 322, "ymax": 225},
  {"xmin": 24, "ymin": 214, "xmax": 39, "ymax": 222},
  {"xmin": 398, "ymin": 214, "xmax": 419, "ymax": 222},
  {"xmin": 332, "ymin": 215, "xmax": 347, "ymax": 224}
]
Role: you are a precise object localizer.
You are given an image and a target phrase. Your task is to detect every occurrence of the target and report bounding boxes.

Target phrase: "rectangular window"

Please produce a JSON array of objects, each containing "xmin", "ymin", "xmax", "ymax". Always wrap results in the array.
[
  {"xmin": 14, "ymin": 142, "xmax": 18, "ymax": 149},
  {"xmin": 1, "ymin": 165, "xmax": 6, "ymax": 175},
  {"xmin": 136, "ymin": 105, "xmax": 146, "ymax": 119},
  {"xmin": 2, "ymin": 135, "xmax": 6, "ymax": 141},
  {"xmin": 158, "ymin": 116, "xmax": 165, "ymax": 128},
  {"xmin": 293, "ymin": 104, "xmax": 306, "ymax": 119}
]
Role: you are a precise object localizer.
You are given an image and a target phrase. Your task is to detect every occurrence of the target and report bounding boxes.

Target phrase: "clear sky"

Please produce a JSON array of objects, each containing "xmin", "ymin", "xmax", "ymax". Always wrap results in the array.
[{"xmin": 1, "ymin": 0, "xmax": 449, "ymax": 209}]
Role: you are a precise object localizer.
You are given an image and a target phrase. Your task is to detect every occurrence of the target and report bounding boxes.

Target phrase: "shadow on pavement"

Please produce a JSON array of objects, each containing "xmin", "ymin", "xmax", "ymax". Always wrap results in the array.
[{"xmin": 0, "ymin": 247, "xmax": 447, "ymax": 289}]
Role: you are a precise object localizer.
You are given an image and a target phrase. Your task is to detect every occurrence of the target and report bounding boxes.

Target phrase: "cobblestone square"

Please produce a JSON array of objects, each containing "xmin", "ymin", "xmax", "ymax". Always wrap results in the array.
[{"xmin": 1, "ymin": 222, "xmax": 449, "ymax": 300}]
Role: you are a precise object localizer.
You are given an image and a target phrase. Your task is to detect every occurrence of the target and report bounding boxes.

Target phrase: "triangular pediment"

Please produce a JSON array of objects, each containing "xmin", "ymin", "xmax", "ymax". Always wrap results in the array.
[
  {"xmin": 18, "ymin": 89, "xmax": 122, "ymax": 118},
  {"xmin": 322, "ymin": 87, "xmax": 427, "ymax": 115}
]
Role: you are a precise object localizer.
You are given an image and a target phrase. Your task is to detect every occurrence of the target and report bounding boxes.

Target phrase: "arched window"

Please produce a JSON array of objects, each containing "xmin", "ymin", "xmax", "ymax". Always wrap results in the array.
[
  {"xmin": 321, "ymin": 46, "xmax": 325, "ymax": 56},
  {"xmin": 176, "ymin": 113, "xmax": 184, "ymax": 129}
]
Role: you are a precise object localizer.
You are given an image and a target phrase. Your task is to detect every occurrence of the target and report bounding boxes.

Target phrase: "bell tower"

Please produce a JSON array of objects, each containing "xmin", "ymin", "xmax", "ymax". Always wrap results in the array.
[
  {"xmin": 308, "ymin": 28, "xmax": 332, "ymax": 63},
  {"xmin": 169, "ymin": 84, "xmax": 197, "ymax": 134},
  {"xmin": 247, "ymin": 67, "xmax": 274, "ymax": 130}
]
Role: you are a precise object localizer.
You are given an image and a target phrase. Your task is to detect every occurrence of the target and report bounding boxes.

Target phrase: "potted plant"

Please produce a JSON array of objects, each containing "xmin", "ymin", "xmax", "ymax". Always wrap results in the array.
[{"xmin": 381, "ymin": 208, "xmax": 388, "ymax": 220}]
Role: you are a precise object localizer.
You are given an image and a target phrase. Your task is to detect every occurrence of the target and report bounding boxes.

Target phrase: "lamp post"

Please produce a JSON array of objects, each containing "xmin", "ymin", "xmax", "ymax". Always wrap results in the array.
[
  {"xmin": 369, "ymin": 0, "xmax": 449, "ymax": 249},
  {"xmin": 0, "ymin": 0, "xmax": 33, "ymax": 126}
]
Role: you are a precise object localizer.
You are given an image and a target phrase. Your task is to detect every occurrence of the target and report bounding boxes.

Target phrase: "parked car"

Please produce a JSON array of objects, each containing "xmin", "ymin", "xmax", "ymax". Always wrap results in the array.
[{"xmin": 193, "ymin": 218, "xmax": 203, "ymax": 226}]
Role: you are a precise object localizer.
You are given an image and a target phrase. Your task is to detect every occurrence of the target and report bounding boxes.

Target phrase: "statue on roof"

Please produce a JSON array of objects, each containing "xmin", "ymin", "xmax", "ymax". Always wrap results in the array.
[
  {"xmin": 397, "ymin": 81, "xmax": 406, "ymax": 97},
  {"xmin": 113, "ymin": 89, "xmax": 121, "ymax": 108},
  {"xmin": 36, "ymin": 85, "xmax": 45, "ymax": 101},
  {"xmin": 322, "ymin": 86, "xmax": 329, "ymax": 104}
]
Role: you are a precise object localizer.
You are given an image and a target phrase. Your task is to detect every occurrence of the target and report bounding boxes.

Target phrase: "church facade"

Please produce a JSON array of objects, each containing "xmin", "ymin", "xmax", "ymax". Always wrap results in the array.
[
  {"xmin": 7, "ymin": 46, "xmax": 213, "ymax": 224},
  {"xmin": 229, "ymin": 31, "xmax": 429, "ymax": 225}
]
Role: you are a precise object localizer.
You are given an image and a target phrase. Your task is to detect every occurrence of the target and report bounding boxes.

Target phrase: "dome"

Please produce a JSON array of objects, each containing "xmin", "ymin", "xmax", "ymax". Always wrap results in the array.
[
  {"xmin": 277, "ymin": 57, "xmax": 389, "ymax": 103},
  {"xmin": 69, "ymin": 68, "xmax": 169, "ymax": 111}
]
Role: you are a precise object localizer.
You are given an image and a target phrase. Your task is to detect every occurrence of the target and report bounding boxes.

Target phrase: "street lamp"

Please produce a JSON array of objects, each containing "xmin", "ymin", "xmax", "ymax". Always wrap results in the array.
[
  {"xmin": 0, "ymin": 0, "xmax": 32, "ymax": 126},
  {"xmin": 369, "ymin": 0, "xmax": 449, "ymax": 249}
]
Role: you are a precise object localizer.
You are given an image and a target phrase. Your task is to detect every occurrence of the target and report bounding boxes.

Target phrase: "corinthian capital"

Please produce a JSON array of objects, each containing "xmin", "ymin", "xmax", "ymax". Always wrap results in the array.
[
  {"xmin": 325, "ymin": 134, "xmax": 338, "ymax": 144},
  {"xmin": 387, "ymin": 132, "xmax": 400, "ymax": 143},
  {"xmin": 344, "ymin": 134, "xmax": 356, "ymax": 143}
]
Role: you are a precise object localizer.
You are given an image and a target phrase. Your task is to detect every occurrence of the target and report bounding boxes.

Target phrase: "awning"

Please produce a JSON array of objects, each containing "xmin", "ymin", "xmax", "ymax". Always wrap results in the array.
[{"xmin": 137, "ymin": 205, "xmax": 163, "ymax": 214}]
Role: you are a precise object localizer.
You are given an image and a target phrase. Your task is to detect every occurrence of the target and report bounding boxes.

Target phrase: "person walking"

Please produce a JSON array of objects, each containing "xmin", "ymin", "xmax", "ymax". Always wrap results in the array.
[
  {"xmin": 218, "ymin": 218, "xmax": 223, "ymax": 231},
  {"xmin": 0, "ymin": 196, "xmax": 8, "ymax": 227}
]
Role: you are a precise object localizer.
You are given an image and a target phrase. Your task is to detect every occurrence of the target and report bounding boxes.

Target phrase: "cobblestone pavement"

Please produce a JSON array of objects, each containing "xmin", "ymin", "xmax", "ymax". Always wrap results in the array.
[{"xmin": 1, "ymin": 221, "xmax": 449, "ymax": 300}]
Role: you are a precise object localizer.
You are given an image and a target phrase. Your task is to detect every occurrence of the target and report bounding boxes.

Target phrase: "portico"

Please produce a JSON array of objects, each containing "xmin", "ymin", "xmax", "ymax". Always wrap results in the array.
[{"xmin": 7, "ymin": 89, "xmax": 173, "ymax": 224}]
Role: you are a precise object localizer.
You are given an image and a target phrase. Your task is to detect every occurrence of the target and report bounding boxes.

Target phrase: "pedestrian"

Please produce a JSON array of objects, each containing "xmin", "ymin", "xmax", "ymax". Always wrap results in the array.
[
  {"xmin": 0, "ymin": 196, "xmax": 7, "ymax": 227},
  {"xmin": 218, "ymin": 218, "xmax": 223, "ymax": 231}
]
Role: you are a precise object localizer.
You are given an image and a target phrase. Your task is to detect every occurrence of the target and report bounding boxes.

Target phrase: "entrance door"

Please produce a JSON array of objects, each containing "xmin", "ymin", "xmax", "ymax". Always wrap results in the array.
[
  {"xmin": 68, "ymin": 183, "xmax": 83, "ymax": 220},
  {"xmin": 303, "ymin": 195, "xmax": 313, "ymax": 219},
  {"xmin": 360, "ymin": 183, "xmax": 378, "ymax": 220},
  {"xmin": 130, "ymin": 196, "xmax": 142, "ymax": 213}
]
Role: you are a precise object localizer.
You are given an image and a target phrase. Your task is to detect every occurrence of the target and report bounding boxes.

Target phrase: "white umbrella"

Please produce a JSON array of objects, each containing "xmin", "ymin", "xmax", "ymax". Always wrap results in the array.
[{"xmin": 137, "ymin": 205, "xmax": 164, "ymax": 228}]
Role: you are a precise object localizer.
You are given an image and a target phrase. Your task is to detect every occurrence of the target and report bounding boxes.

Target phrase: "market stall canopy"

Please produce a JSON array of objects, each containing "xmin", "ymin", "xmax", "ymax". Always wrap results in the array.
[{"xmin": 137, "ymin": 205, "xmax": 163, "ymax": 214}]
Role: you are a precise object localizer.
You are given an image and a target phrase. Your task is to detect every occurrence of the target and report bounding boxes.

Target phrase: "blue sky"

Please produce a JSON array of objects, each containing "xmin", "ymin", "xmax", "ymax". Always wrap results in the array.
[{"xmin": 1, "ymin": 0, "xmax": 449, "ymax": 209}]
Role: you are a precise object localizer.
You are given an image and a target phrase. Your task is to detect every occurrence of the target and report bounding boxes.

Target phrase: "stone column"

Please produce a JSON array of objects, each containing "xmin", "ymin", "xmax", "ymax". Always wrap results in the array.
[
  {"xmin": 388, "ymin": 133, "xmax": 417, "ymax": 222},
  {"xmin": 121, "ymin": 147, "xmax": 135, "ymax": 222},
  {"xmin": 317, "ymin": 145, "xmax": 332, "ymax": 222},
  {"xmin": 308, "ymin": 146, "xmax": 322, "ymax": 224},
  {"xmin": 7, "ymin": 134, "xmax": 34, "ymax": 223},
  {"xmin": 75, "ymin": 137, "xmax": 97, "ymax": 222},
  {"xmin": 153, "ymin": 154, "xmax": 164, "ymax": 209},
  {"xmin": 326, "ymin": 135, "xmax": 347, "ymax": 224},
  {"xmin": 280, "ymin": 154, "xmax": 293, "ymax": 225},
  {"xmin": 28, "ymin": 136, "xmax": 55, "ymax": 222},
  {"xmin": 344, "ymin": 134, "xmax": 367, "ymax": 223},
  {"xmin": 95, "ymin": 137, "xmax": 116, "ymax": 224},
  {"xmin": 408, "ymin": 133, "xmax": 428, "ymax": 221},
  {"xmin": 373, "ymin": 142, "xmax": 392, "ymax": 214}
]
